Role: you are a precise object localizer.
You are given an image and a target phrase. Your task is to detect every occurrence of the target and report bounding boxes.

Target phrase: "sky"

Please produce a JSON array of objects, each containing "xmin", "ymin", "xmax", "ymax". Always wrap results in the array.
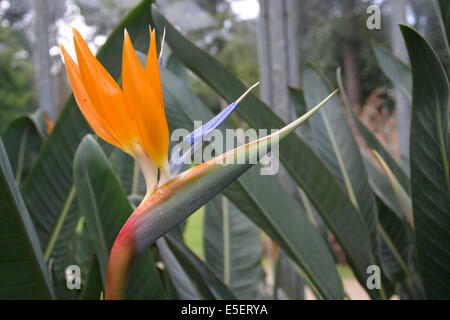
[
  {"xmin": 228, "ymin": 0, "xmax": 260, "ymax": 20},
  {"xmin": 54, "ymin": 0, "xmax": 260, "ymax": 61},
  {"xmin": 1, "ymin": 0, "xmax": 419, "ymax": 62}
]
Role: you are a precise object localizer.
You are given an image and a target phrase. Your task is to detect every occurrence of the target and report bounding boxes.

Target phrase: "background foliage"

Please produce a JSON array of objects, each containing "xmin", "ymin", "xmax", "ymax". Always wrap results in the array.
[{"xmin": 0, "ymin": 0, "xmax": 448, "ymax": 300}]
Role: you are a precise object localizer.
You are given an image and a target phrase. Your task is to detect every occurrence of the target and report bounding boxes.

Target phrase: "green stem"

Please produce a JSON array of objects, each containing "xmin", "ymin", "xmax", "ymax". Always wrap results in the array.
[
  {"xmin": 273, "ymin": 253, "xmax": 280, "ymax": 300},
  {"xmin": 222, "ymin": 196, "xmax": 230, "ymax": 286},
  {"xmin": 15, "ymin": 127, "xmax": 29, "ymax": 185},
  {"xmin": 320, "ymin": 112, "xmax": 359, "ymax": 210},
  {"xmin": 378, "ymin": 223, "xmax": 416, "ymax": 285},
  {"xmin": 433, "ymin": 0, "xmax": 450, "ymax": 60},
  {"xmin": 373, "ymin": 150, "xmax": 414, "ymax": 227},
  {"xmin": 298, "ymin": 188, "xmax": 316, "ymax": 226},
  {"xmin": 379, "ymin": 289, "xmax": 387, "ymax": 300},
  {"xmin": 44, "ymin": 185, "xmax": 76, "ymax": 262},
  {"xmin": 131, "ymin": 160, "xmax": 140, "ymax": 195}
]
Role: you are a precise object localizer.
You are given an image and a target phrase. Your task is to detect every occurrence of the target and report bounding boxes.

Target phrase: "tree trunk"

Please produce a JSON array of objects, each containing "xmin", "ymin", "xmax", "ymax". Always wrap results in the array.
[
  {"xmin": 391, "ymin": 0, "xmax": 410, "ymax": 169},
  {"xmin": 257, "ymin": 0, "xmax": 304, "ymax": 300},
  {"xmin": 257, "ymin": 0, "xmax": 299, "ymax": 122},
  {"xmin": 342, "ymin": 0, "xmax": 361, "ymax": 109},
  {"xmin": 33, "ymin": 0, "xmax": 55, "ymax": 119}
]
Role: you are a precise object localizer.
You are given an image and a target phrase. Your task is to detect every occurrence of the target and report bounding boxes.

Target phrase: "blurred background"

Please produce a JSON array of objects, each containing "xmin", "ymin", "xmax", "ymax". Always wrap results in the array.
[
  {"xmin": 1, "ymin": 0, "xmax": 448, "ymax": 162},
  {"xmin": 0, "ymin": 0, "xmax": 447, "ymax": 299}
]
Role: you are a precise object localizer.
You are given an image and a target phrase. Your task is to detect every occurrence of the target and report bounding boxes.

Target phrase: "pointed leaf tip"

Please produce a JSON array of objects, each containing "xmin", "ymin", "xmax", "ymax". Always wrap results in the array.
[{"xmin": 236, "ymin": 82, "xmax": 260, "ymax": 104}]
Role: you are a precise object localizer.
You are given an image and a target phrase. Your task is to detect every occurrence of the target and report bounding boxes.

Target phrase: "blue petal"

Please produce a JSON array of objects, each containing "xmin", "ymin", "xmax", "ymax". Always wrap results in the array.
[
  {"xmin": 169, "ymin": 82, "xmax": 259, "ymax": 175},
  {"xmin": 185, "ymin": 100, "xmax": 238, "ymax": 145}
]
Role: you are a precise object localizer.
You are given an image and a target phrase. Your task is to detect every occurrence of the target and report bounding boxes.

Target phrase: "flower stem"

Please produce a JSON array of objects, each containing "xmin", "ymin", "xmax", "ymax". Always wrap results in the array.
[{"xmin": 105, "ymin": 219, "xmax": 136, "ymax": 300}]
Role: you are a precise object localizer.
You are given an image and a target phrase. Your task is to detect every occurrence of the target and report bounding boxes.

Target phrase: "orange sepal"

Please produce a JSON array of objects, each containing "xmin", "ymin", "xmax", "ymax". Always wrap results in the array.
[
  {"xmin": 72, "ymin": 28, "xmax": 136, "ymax": 152},
  {"xmin": 145, "ymin": 27, "xmax": 164, "ymax": 107},
  {"xmin": 60, "ymin": 44, "xmax": 120, "ymax": 148},
  {"xmin": 122, "ymin": 29, "xmax": 169, "ymax": 168}
]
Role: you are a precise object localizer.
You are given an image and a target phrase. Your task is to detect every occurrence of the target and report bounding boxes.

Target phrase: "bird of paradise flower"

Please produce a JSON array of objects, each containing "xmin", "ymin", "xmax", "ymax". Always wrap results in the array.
[{"xmin": 61, "ymin": 27, "xmax": 336, "ymax": 299}]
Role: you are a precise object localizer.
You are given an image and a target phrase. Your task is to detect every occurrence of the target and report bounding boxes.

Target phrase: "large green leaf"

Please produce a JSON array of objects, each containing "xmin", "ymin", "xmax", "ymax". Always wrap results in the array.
[
  {"xmin": 79, "ymin": 255, "xmax": 103, "ymax": 300},
  {"xmin": 290, "ymin": 88, "xmax": 332, "ymax": 252},
  {"xmin": 156, "ymin": 237, "xmax": 202, "ymax": 299},
  {"xmin": 303, "ymin": 65, "xmax": 378, "ymax": 262},
  {"xmin": 159, "ymin": 234, "xmax": 237, "ymax": 300},
  {"xmin": 401, "ymin": 25, "xmax": 450, "ymax": 299},
  {"xmin": 20, "ymin": 0, "xmax": 155, "ymax": 257},
  {"xmin": 363, "ymin": 153, "xmax": 407, "ymax": 221},
  {"xmin": 72, "ymin": 219, "xmax": 106, "ymax": 300},
  {"xmin": 337, "ymin": 71, "xmax": 415, "ymax": 284},
  {"xmin": 154, "ymin": 8, "xmax": 371, "ymax": 298},
  {"xmin": 437, "ymin": 0, "xmax": 450, "ymax": 57},
  {"xmin": 336, "ymin": 68, "xmax": 411, "ymax": 194},
  {"xmin": 360, "ymin": 151, "xmax": 418, "ymax": 292},
  {"xmin": 289, "ymin": 87, "xmax": 313, "ymax": 142},
  {"xmin": 335, "ymin": 67, "xmax": 415, "ymax": 296},
  {"xmin": 161, "ymin": 69, "xmax": 343, "ymax": 299},
  {"xmin": 377, "ymin": 194, "xmax": 424, "ymax": 299},
  {"xmin": 110, "ymin": 149, "xmax": 146, "ymax": 196},
  {"xmin": 376, "ymin": 197, "xmax": 415, "ymax": 283},
  {"xmin": 48, "ymin": 197, "xmax": 85, "ymax": 299},
  {"xmin": 166, "ymin": 53, "xmax": 189, "ymax": 83},
  {"xmin": 0, "ymin": 139, "xmax": 54, "ymax": 299},
  {"xmin": 2, "ymin": 111, "xmax": 45, "ymax": 186},
  {"xmin": 372, "ymin": 151, "xmax": 414, "ymax": 227},
  {"xmin": 73, "ymin": 135, "xmax": 166, "ymax": 299},
  {"xmin": 204, "ymin": 195, "xmax": 263, "ymax": 299},
  {"xmin": 167, "ymin": 234, "xmax": 237, "ymax": 299},
  {"xmin": 372, "ymin": 41, "xmax": 412, "ymax": 101}
]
